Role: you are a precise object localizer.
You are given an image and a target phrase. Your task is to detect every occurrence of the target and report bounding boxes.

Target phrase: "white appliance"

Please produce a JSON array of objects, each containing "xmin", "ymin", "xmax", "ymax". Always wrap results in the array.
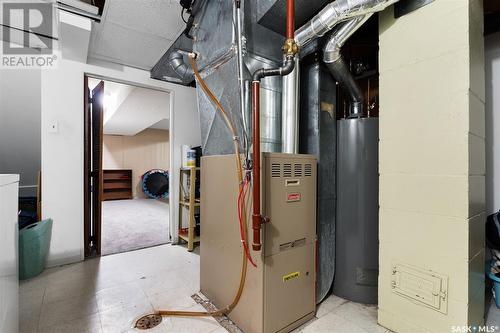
[{"xmin": 0, "ymin": 175, "xmax": 19, "ymax": 333}]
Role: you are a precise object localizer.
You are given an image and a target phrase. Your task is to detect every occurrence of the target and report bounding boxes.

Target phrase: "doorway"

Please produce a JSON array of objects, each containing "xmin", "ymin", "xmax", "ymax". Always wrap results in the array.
[{"xmin": 84, "ymin": 76, "xmax": 171, "ymax": 257}]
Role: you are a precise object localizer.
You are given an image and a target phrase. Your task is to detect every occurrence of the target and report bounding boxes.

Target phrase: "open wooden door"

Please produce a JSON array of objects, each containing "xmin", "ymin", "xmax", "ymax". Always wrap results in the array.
[
  {"xmin": 84, "ymin": 78, "xmax": 104, "ymax": 257},
  {"xmin": 91, "ymin": 81, "xmax": 104, "ymax": 256},
  {"xmin": 84, "ymin": 76, "xmax": 91, "ymax": 257}
]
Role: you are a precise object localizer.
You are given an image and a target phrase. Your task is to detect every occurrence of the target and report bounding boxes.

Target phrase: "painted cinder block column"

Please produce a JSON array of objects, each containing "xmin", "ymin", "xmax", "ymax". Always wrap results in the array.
[{"xmin": 378, "ymin": 1, "xmax": 485, "ymax": 332}]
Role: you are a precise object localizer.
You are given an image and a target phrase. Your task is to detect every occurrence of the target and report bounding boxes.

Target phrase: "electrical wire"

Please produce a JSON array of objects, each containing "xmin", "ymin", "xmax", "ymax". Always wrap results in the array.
[
  {"xmin": 151, "ymin": 56, "xmax": 253, "ymax": 319},
  {"xmin": 181, "ymin": 7, "xmax": 188, "ymax": 24},
  {"xmin": 238, "ymin": 178, "xmax": 257, "ymax": 267}
]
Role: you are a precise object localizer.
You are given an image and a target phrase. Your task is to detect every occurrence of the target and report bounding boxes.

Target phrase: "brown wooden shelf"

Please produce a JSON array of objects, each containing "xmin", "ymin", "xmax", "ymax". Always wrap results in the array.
[{"xmin": 103, "ymin": 170, "xmax": 133, "ymax": 201}]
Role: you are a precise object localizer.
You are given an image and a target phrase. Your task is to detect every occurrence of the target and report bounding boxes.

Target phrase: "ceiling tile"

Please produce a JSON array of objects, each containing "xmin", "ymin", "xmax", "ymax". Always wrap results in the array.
[
  {"xmin": 103, "ymin": 0, "xmax": 185, "ymax": 40},
  {"xmin": 90, "ymin": 22, "xmax": 172, "ymax": 69}
]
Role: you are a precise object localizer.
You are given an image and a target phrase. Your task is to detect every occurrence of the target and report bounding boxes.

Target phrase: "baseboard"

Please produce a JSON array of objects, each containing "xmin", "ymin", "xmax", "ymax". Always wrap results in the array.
[{"xmin": 46, "ymin": 254, "xmax": 83, "ymax": 268}]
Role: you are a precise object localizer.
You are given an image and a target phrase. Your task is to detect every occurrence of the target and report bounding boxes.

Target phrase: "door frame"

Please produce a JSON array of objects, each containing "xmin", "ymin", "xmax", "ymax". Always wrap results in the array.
[
  {"xmin": 83, "ymin": 74, "xmax": 174, "ymax": 258},
  {"xmin": 84, "ymin": 76, "xmax": 90, "ymax": 257}
]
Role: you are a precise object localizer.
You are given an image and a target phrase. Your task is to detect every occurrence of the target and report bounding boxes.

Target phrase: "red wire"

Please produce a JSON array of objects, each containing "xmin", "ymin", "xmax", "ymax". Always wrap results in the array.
[
  {"xmin": 238, "ymin": 178, "xmax": 257, "ymax": 268},
  {"xmin": 242, "ymin": 179, "xmax": 257, "ymax": 267}
]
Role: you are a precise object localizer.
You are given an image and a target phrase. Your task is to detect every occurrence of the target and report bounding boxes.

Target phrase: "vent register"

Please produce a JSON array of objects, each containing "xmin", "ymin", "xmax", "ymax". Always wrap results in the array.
[
  {"xmin": 391, "ymin": 262, "xmax": 448, "ymax": 314},
  {"xmin": 271, "ymin": 163, "xmax": 313, "ymax": 178}
]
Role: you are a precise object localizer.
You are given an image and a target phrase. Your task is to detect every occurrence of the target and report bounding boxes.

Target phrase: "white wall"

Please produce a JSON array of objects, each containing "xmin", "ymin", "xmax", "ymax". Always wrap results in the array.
[
  {"xmin": 0, "ymin": 175, "xmax": 19, "ymax": 333},
  {"xmin": 378, "ymin": 2, "xmax": 485, "ymax": 331},
  {"xmin": 0, "ymin": 63, "xmax": 41, "ymax": 197},
  {"xmin": 103, "ymin": 129, "xmax": 170, "ymax": 198},
  {"xmin": 41, "ymin": 57, "xmax": 200, "ymax": 266},
  {"xmin": 486, "ymin": 32, "xmax": 500, "ymax": 215}
]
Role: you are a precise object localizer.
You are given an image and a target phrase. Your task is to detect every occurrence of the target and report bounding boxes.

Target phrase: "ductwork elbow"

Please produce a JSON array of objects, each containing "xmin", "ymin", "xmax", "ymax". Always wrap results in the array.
[
  {"xmin": 323, "ymin": 16, "xmax": 371, "ymax": 118},
  {"xmin": 169, "ymin": 50, "xmax": 194, "ymax": 82},
  {"xmin": 324, "ymin": 57, "xmax": 363, "ymax": 118}
]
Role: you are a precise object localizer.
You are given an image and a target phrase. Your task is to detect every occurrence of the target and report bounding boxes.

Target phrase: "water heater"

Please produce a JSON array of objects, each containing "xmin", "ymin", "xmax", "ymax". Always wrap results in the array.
[
  {"xmin": 200, "ymin": 153, "xmax": 317, "ymax": 333},
  {"xmin": 334, "ymin": 118, "xmax": 379, "ymax": 303}
]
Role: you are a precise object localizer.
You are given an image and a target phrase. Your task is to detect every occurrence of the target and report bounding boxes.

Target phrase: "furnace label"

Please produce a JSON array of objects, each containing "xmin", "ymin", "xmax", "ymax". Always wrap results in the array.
[
  {"xmin": 283, "ymin": 271, "xmax": 300, "ymax": 282},
  {"xmin": 287, "ymin": 193, "xmax": 301, "ymax": 202}
]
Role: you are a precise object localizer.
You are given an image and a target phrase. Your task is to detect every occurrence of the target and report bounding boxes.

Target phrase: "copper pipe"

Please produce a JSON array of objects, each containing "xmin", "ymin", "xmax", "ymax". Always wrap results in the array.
[
  {"xmin": 286, "ymin": 0, "xmax": 295, "ymax": 39},
  {"xmin": 250, "ymin": 0, "xmax": 297, "ymax": 252},
  {"xmin": 252, "ymin": 81, "xmax": 262, "ymax": 251}
]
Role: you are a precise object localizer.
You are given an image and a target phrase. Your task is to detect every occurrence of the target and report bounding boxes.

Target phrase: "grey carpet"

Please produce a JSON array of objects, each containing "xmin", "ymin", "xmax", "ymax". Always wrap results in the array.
[{"xmin": 101, "ymin": 198, "xmax": 169, "ymax": 256}]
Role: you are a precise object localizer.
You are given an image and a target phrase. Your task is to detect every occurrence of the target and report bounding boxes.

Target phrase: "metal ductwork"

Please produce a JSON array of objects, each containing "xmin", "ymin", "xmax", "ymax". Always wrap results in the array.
[
  {"xmin": 168, "ymin": 50, "xmax": 194, "ymax": 83},
  {"xmin": 289, "ymin": 0, "xmax": 398, "ymax": 303},
  {"xmin": 280, "ymin": 0, "xmax": 398, "ymax": 149},
  {"xmin": 295, "ymin": 0, "xmax": 399, "ymax": 48},
  {"xmin": 323, "ymin": 15, "xmax": 371, "ymax": 118}
]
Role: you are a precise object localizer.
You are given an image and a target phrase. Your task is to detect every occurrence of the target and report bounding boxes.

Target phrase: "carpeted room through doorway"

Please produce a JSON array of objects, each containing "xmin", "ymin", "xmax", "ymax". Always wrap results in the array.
[{"xmin": 101, "ymin": 198, "xmax": 170, "ymax": 255}]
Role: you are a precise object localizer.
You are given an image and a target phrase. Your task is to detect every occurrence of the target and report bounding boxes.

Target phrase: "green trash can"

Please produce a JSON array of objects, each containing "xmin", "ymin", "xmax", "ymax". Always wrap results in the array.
[{"xmin": 19, "ymin": 219, "xmax": 53, "ymax": 280}]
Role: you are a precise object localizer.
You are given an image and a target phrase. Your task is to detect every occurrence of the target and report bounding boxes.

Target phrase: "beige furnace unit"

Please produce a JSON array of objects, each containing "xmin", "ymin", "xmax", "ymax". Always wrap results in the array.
[{"xmin": 200, "ymin": 153, "xmax": 317, "ymax": 333}]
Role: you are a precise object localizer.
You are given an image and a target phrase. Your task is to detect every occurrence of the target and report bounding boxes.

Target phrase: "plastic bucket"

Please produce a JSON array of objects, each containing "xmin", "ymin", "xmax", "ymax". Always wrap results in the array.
[{"xmin": 19, "ymin": 219, "xmax": 53, "ymax": 280}]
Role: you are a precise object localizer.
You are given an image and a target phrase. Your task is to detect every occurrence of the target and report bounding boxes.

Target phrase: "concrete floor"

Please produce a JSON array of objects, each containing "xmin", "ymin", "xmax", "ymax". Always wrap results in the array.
[
  {"xmin": 19, "ymin": 244, "xmax": 394, "ymax": 333},
  {"xmin": 101, "ymin": 199, "xmax": 169, "ymax": 255},
  {"xmin": 20, "ymin": 243, "xmax": 500, "ymax": 333}
]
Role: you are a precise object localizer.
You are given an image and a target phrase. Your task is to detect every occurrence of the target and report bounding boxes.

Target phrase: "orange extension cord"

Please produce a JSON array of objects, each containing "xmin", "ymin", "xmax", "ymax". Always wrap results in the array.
[{"xmin": 153, "ymin": 56, "xmax": 254, "ymax": 318}]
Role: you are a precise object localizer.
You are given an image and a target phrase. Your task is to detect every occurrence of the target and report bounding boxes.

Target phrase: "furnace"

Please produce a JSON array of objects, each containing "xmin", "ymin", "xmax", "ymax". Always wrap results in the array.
[{"xmin": 200, "ymin": 153, "xmax": 317, "ymax": 333}]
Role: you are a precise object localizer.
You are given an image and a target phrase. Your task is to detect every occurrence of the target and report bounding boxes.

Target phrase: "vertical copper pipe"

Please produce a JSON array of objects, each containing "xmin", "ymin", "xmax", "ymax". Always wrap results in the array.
[
  {"xmin": 251, "ymin": 0, "xmax": 295, "ymax": 252},
  {"xmin": 286, "ymin": 0, "xmax": 295, "ymax": 39},
  {"xmin": 252, "ymin": 81, "xmax": 262, "ymax": 251}
]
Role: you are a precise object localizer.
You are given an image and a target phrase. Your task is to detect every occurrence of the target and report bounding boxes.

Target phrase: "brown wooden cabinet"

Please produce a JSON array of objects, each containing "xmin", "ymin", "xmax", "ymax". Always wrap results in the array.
[{"xmin": 102, "ymin": 170, "xmax": 133, "ymax": 201}]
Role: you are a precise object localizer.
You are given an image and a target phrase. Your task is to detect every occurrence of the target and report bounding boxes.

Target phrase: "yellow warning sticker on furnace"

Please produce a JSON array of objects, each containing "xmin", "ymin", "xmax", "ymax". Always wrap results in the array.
[{"xmin": 283, "ymin": 271, "xmax": 300, "ymax": 282}]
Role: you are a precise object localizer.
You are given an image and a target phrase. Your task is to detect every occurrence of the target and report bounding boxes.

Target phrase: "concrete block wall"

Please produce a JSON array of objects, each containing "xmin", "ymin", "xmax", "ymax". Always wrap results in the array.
[{"xmin": 378, "ymin": 1, "xmax": 485, "ymax": 332}]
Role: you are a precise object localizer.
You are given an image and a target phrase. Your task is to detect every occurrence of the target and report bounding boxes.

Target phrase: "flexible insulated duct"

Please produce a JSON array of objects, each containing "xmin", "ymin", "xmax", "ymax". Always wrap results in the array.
[
  {"xmin": 281, "ymin": 0, "xmax": 398, "ymax": 152},
  {"xmin": 295, "ymin": 0, "xmax": 399, "ymax": 48},
  {"xmin": 280, "ymin": 0, "xmax": 399, "ymax": 148}
]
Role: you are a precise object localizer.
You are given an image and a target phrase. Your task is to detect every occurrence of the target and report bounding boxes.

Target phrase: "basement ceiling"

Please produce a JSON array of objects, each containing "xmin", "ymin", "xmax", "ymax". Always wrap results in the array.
[
  {"xmin": 103, "ymin": 86, "xmax": 170, "ymax": 135},
  {"xmin": 89, "ymin": 78, "xmax": 170, "ymax": 135},
  {"xmin": 88, "ymin": 0, "xmax": 186, "ymax": 70}
]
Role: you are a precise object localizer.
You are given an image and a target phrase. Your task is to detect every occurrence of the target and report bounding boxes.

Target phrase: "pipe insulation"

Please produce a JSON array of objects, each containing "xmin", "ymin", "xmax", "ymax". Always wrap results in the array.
[
  {"xmin": 323, "ymin": 15, "xmax": 371, "ymax": 118},
  {"xmin": 282, "ymin": 56, "xmax": 300, "ymax": 153},
  {"xmin": 295, "ymin": 0, "xmax": 399, "ymax": 48},
  {"xmin": 235, "ymin": 2, "xmax": 249, "ymax": 153}
]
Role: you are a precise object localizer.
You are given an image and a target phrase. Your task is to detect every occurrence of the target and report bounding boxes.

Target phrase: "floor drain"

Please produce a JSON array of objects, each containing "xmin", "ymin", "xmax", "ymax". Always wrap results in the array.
[{"xmin": 135, "ymin": 314, "xmax": 162, "ymax": 330}]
